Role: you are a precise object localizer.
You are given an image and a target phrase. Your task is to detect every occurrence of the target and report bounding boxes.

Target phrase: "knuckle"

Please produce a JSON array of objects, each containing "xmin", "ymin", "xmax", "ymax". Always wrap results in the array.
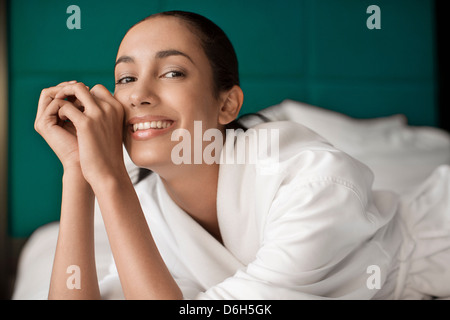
[
  {"xmin": 40, "ymin": 88, "xmax": 49, "ymax": 96},
  {"xmin": 34, "ymin": 121, "xmax": 42, "ymax": 133},
  {"xmin": 74, "ymin": 82, "xmax": 86, "ymax": 91},
  {"xmin": 92, "ymin": 109, "xmax": 104, "ymax": 120},
  {"xmin": 48, "ymin": 98, "xmax": 61, "ymax": 107},
  {"xmin": 78, "ymin": 117, "xmax": 90, "ymax": 130},
  {"xmin": 90, "ymin": 84, "xmax": 108, "ymax": 96},
  {"xmin": 88, "ymin": 106, "xmax": 103, "ymax": 120}
]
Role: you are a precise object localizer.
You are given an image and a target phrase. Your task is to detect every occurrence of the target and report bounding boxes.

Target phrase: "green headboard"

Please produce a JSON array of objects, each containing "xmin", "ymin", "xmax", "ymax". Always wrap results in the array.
[{"xmin": 8, "ymin": 0, "xmax": 438, "ymax": 237}]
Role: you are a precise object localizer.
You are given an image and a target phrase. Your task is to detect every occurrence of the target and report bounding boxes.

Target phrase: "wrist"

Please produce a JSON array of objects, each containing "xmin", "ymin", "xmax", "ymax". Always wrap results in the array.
[
  {"xmin": 88, "ymin": 165, "xmax": 132, "ymax": 196},
  {"xmin": 62, "ymin": 161, "xmax": 82, "ymax": 175},
  {"xmin": 62, "ymin": 167, "xmax": 94, "ymax": 195},
  {"xmin": 61, "ymin": 164, "xmax": 95, "ymax": 221},
  {"xmin": 63, "ymin": 165, "xmax": 85, "ymax": 181}
]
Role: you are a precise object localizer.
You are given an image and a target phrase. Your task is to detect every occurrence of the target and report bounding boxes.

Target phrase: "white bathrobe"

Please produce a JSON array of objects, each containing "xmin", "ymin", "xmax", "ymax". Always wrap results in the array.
[{"xmin": 99, "ymin": 120, "xmax": 450, "ymax": 300}]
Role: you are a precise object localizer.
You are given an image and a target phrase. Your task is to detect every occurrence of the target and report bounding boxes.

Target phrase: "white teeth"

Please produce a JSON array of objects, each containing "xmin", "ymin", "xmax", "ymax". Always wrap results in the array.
[{"xmin": 132, "ymin": 120, "xmax": 172, "ymax": 132}]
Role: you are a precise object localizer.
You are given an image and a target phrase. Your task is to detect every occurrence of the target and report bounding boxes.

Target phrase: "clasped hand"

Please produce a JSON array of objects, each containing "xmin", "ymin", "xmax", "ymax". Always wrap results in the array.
[{"xmin": 35, "ymin": 81, "xmax": 127, "ymax": 188}]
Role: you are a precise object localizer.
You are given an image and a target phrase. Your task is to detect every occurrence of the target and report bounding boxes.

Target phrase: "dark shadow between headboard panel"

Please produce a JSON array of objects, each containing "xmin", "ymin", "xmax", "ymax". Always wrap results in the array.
[{"xmin": 435, "ymin": 0, "xmax": 449, "ymax": 132}]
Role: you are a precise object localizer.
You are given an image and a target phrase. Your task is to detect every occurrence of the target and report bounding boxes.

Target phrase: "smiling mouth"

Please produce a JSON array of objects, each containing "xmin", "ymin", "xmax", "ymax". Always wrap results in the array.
[{"xmin": 132, "ymin": 120, "xmax": 174, "ymax": 132}]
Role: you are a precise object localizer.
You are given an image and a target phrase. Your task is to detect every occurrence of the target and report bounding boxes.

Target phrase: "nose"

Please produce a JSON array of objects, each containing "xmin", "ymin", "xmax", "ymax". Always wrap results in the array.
[{"xmin": 129, "ymin": 80, "xmax": 157, "ymax": 108}]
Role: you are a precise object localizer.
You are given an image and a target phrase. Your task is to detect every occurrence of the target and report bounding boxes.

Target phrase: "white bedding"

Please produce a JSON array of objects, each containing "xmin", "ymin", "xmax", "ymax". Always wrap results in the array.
[{"xmin": 12, "ymin": 100, "xmax": 450, "ymax": 299}]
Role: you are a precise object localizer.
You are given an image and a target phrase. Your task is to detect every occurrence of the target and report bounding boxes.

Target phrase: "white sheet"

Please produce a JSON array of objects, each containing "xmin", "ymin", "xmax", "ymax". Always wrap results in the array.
[{"xmin": 11, "ymin": 100, "xmax": 450, "ymax": 299}]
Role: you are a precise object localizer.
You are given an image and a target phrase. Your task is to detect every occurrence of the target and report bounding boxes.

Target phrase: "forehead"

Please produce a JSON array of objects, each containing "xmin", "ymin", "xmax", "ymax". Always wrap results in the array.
[{"xmin": 117, "ymin": 16, "xmax": 203, "ymax": 60}]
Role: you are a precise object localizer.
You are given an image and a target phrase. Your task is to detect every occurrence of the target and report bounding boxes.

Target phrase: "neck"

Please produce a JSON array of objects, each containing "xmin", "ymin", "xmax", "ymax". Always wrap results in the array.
[{"xmin": 158, "ymin": 162, "xmax": 222, "ymax": 243}]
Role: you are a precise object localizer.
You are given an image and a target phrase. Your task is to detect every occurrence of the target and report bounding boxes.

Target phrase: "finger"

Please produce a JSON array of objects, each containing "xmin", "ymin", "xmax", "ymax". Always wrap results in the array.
[
  {"xmin": 53, "ymin": 82, "xmax": 98, "ymax": 114},
  {"xmin": 57, "ymin": 81, "xmax": 89, "ymax": 110},
  {"xmin": 90, "ymin": 84, "xmax": 112, "ymax": 100},
  {"xmin": 36, "ymin": 81, "xmax": 79, "ymax": 120},
  {"xmin": 90, "ymin": 84, "xmax": 122, "ymax": 111},
  {"xmin": 35, "ymin": 98, "xmax": 76, "ymax": 133},
  {"xmin": 67, "ymin": 95, "xmax": 85, "ymax": 111},
  {"xmin": 57, "ymin": 80, "xmax": 77, "ymax": 87},
  {"xmin": 58, "ymin": 101, "xmax": 86, "ymax": 126},
  {"xmin": 56, "ymin": 84, "xmax": 86, "ymax": 111},
  {"xmin": 90, "ymin": 85, "xmax": 125, "ymax": 126},
  {"xmin": 35, "ymin": 98, "xmax": 61, "ymax": 132},
  {"xmin": 45, "ymin": 98, "xmax": 78, "ymax": 121},
  {"xmin": 37, "ymin": 87, "xmax": 64, "ymax": 122}
]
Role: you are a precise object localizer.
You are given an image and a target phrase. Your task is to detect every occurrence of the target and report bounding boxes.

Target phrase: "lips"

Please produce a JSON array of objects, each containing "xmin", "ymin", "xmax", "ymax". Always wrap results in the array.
[
  {"xmin": 127, "ymin": 115, "xmax": 175, "ymax": 140},
  {"xmin": 132, "ymin": 120, "xmax": 174, "ymax": 132}
]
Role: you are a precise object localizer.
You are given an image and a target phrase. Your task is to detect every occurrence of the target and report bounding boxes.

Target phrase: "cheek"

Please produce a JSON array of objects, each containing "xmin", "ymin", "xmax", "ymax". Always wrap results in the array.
[
  {"xmin": 113, "ymin": 91, "xmax": 129, "ymax": 112},
  {"xmin": 164, "ymin": 86, "xmax": 219, "ymax": 124}
]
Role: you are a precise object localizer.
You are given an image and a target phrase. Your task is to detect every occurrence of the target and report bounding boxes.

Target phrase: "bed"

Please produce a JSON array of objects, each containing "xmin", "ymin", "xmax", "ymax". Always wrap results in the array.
[{"xmin": 11, "ymin": 99, "xmax": 450, "ymax": 299}]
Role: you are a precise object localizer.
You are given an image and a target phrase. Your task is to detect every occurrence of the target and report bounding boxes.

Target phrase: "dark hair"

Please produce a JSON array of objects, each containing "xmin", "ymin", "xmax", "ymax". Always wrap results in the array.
[{"xmin": 131, "ymin": 11, "xmax": 257, "ymax": 183}]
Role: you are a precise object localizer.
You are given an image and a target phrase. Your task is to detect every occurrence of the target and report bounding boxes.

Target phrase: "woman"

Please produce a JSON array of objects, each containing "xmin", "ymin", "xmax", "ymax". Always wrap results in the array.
[{"xmin": 34, "ymin": 11, "xmax": 450, "ymax": 299}]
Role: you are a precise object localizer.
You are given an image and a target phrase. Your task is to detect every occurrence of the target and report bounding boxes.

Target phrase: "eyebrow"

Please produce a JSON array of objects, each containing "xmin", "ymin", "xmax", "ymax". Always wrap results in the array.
[
  {"xmin": 115, "ymin": 49, "xmax": 194, "ymax": 69},
  {"xmin": 115, "ymin": 55, "xmax": 134, "ymax": 68},
  {"xmin": 155, "ymin": 49, "xmax": 195, "ymax": 64}
]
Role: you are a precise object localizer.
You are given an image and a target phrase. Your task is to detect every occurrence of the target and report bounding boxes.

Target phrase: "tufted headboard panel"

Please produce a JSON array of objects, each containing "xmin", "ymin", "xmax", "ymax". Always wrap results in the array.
[{"xmin": 6, "ymin": 0, "xmax": 439, "ymax": 237}]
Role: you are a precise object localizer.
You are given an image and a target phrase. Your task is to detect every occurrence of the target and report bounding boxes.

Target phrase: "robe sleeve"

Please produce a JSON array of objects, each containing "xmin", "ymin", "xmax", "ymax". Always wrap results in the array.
[{"xmin": 196, "ymin": 177, "xmax": 393, "ymax": 299}]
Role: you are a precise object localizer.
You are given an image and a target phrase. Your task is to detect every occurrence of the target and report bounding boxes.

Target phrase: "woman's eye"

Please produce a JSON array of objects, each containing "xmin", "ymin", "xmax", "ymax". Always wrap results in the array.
[
  {"xmin": 162, "ymin": 71, "xmax": 185, "ymax": 78},
  {"xmin": 116, "ymin": 76, "xmax": 136, "ymax": 85}
]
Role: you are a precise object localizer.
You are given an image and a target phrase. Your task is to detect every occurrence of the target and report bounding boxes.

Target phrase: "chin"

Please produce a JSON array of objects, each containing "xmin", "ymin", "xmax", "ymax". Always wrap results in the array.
[{"xmin": 125, "ymin": 142, "xmax": 171, "ymax": 172}]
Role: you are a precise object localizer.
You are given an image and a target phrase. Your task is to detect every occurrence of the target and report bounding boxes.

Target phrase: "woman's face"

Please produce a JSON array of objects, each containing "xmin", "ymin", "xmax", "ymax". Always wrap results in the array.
[{"xmin": 114, "ymin": 16, "xmax": 223, "ymax": 172}]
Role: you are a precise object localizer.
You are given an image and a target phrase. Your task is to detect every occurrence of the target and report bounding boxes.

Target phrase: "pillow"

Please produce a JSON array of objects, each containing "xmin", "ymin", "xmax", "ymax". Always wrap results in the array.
[
  {"xmin": 257, "ymin": 100, "xmax": 450, "ymax": 194},
  {"xmin": 257, "ymin": 99, "xmax": 407, "ymax": 153}
]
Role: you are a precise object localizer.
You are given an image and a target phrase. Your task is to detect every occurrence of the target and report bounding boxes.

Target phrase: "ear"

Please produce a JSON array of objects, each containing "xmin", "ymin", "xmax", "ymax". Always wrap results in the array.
[{"xmin": 218, "ymin": 85, "xmax": 244, "ymax": 125}]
